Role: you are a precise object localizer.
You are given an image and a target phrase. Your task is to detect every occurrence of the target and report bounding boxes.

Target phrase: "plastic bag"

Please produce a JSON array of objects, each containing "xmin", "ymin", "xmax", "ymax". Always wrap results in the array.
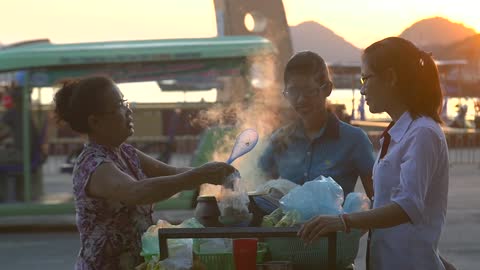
[
  {"xmin": 139, "ymin": 239, "xmax": 193, "ymax": 270},
  {"xmin": 261, "ymin": 208, "xmax": 285, "ymax": 227},
  {"xmin": 279, "ymin": 175, "xmax": 344, "ymax": 221},
  {"xmin": 253, "ymin": 178, "xmax": 299, "ymax": 198},
  {"xmin": 274, "ymin": 210, "xmax": 302, "ymax": 227},
  {"xmin": 261, "ymin": 208, "xmax": 302, "ymax": 228},
  {"xmin": 158, "ymin": 239, "xmax": 193, "ymax": 270},
  {"xmin": 140, "ymin": 218, "xmax": 204, "ymax": 270},
  {"xmin": 217, "ymin": 173, "xmax": 251, "ymax": 224},
  {"xmin": 343, "ymin": 192, "xmax": 371, "ymax": 213},
  {"xmin": 141, "ymin": 218, "xmax": 203, "ymax": 256}
]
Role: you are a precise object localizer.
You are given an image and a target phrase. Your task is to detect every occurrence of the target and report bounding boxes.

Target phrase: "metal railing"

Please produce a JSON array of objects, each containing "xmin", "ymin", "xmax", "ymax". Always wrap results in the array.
[{"xmin": 445, "ymin": 131, "xmax": 480, "ymax": 165}]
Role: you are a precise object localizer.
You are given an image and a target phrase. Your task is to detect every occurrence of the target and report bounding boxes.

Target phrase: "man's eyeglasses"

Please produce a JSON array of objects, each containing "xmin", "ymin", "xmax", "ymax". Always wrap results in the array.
[
  {"xmin": 283, "ymin": 81, "xmax": 330, "ymax": 100},
  {"xmin": 360, "ymin": 74, "xmax": 375, "ymax": 85}
]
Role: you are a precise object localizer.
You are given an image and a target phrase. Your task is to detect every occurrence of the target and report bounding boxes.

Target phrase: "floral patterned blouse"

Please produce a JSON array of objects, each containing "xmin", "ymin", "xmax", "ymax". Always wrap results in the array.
[{"xmin": 73, "ymin": 142, "xmax": 153, "ymax": 270}]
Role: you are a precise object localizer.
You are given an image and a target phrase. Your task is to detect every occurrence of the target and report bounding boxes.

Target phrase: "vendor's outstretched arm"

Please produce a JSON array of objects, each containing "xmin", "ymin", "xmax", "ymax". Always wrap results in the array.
[
  {"xmin": 87, "ymin": 161, "xmax": 234, "ymax": 206},
  {"xmin": 136, "ymin": 149, "xmax": 192, "ymax": 177},
  {"xmin": 88, "ymin": 162, "xmax": 201, "ymax": 205}
]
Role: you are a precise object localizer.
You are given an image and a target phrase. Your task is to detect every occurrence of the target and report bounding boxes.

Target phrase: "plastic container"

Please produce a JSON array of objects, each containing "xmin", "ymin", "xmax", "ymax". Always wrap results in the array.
[
  {"xmin": 265, "ymin": 230, "xmax": 361, "ymax": 270},
  {"xmin": 192, "ymin": 241, "xmax": 268, "ymax": 270},
  {"xmin": 233, "ymin": 238, "xmax": 258, "ymax": 270}
]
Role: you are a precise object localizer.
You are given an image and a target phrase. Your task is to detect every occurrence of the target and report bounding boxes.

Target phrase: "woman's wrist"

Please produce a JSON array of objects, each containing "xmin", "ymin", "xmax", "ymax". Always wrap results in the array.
[
  {"xmin": 187, "ymin": 168, "xmax": 204, "ymax": 184},
  {"xmin": 175, "ymin": 167, "xmax": 202, "ymax": 187},
  {"xmin": 175, "ymin": 166, "xmax": 193, "ymax": 175}
]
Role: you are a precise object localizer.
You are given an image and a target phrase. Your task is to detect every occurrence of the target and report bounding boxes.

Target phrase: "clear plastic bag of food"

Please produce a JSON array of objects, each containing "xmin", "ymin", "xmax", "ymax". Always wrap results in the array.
[
  {"xmin": 141, "ymin": 218, "xmax": 203, "ymax": 264},
  {"xmin": 261, "ymin": 208, "xmax": 285, "ymax": 227},
  {"xmin": 279, "ymin": 175, "xmax": 344, "ymax": 221},
  {"xmin": 274, "ymin": 210, "xmax": 302, "ymax": 227},
  {"xmin": 217, "ymin": 173, "xmax": 251, "ymax": 226},
  {"xmin": 343, "ymin": 192, "xmax": 371, "ymax": 213}
]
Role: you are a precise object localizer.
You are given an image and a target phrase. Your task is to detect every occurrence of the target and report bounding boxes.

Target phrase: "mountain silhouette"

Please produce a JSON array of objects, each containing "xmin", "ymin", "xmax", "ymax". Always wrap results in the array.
[
  {"xmin": 289, "ymin": 21, "xmax": 361, "ymax": 64},
  {"xmin": 399, "ymin": 17, "xmax": 477, "ymax": 48},
  {"xmin": 437, "ymin": 34, "xmax": 480, "ymax": 59},
  {"xmin": 289, "ymin": 17, "xmax": 478, "ymax": 63}
]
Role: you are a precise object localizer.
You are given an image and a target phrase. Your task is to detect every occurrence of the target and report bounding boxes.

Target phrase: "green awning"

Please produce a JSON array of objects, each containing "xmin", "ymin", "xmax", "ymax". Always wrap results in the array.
[
  {"xmin": 24, "ymin": 58, "xmax": 246, "ymax": 86},
  {"xmin": 0, "ymin": 36, "xmax": 275, "ymax": 73}
]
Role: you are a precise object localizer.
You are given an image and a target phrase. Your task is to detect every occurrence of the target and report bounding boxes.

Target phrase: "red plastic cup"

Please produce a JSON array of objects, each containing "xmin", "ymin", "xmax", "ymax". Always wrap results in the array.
[{"xmin": 233, "ymin": 238, "xmax": 258, "ymax": 270}]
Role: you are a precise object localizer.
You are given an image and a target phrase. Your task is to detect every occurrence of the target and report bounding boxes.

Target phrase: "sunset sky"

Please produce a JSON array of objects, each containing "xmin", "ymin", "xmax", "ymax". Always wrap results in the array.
[{"xmin": 1, "ymin": 0, "xmax": 478, "ymax": 49}]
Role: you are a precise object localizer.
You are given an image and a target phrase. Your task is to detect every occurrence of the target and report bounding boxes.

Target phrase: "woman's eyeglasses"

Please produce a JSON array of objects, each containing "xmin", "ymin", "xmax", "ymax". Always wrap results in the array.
[
  {"xmin": 283, "ymin": 81, "xmax": 330, "ymax": 100},
  {"xmin": 118, "ymin": 99, "xmax": 130, "ymax": 109},
  {"xmin": 360, "ymin": 74, "xmax": 375, "ymax": 85},
  {"xmin": 97, "ymin": 99, "xmax": 130, "ymax": 115}
]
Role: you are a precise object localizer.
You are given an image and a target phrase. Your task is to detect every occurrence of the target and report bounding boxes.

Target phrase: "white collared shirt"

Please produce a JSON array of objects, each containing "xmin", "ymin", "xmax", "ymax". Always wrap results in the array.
[{"xmin": 371, "ymin": 112, "xmax": 449, "ymax": 270}]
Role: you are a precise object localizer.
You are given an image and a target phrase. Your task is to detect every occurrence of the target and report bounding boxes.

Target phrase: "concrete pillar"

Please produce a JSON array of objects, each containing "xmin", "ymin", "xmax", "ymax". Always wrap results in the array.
[
  {"xmin": 213, "ymin": 0, "xmax": 293, "ymax": 104},
  {"xmin": 213, "ymin": 0, "xmax": 293, "ymax": 71}
]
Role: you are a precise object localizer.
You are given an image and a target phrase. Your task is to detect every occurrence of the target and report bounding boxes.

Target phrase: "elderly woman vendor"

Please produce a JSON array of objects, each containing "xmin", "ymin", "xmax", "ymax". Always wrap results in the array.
[
  {"xmin": 256, "ymin": 51, "xmax": 375, "ymax": 213},
  {"xmin": 53, "ymin": 76, "xmax": 235, "ymax": 270}
]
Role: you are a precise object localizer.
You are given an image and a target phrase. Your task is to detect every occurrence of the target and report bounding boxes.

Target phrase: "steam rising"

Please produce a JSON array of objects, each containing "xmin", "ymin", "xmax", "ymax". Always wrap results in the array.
[{"xmin": 195, "ymin": 55, "xmax": 292, "ymax": 196}]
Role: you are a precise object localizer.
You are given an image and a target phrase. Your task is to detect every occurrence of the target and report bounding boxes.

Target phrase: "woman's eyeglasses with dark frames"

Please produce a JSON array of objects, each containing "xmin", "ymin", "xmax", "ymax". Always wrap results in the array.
[{"xmin": 97, "ymin": 99, "xmax": 130, "ymax": 115}]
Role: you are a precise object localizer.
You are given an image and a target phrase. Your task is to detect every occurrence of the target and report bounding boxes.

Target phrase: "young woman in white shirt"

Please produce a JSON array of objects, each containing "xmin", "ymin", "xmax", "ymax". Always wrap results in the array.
[{"xmin": 298, "ymin": 37, "xmax": 454, "ymax": 270}]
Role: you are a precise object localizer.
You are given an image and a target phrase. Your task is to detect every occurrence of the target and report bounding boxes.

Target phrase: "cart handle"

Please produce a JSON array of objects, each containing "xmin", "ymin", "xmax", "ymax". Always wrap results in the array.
[{"xmin": 158, "ymin": 227, "xmax": 337, "ymax": 270}]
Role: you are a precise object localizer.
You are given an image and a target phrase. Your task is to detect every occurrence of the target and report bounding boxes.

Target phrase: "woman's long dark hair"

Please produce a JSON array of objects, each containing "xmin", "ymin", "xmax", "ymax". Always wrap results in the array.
[{"xmin": 363, "ymin": 37, "xmax": 443, "ymax": 123}]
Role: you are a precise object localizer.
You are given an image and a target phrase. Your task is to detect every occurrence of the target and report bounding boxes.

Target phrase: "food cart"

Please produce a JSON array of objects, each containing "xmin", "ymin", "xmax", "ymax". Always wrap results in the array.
[{"xmin": 157, "ymin": 227, "xmax": 340, "ymax": 270}]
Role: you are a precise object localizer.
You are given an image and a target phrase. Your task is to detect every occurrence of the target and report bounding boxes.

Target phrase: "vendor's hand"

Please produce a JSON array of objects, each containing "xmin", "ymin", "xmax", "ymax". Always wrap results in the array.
[
  {"xmin": 193, "ymin": 162, "xmax": 237, "ymax": 185},
  {"xmin": 222, "ymin": 170, "xmax": 241, "ymax": 190},
  {"xmin": 297, "ymin": 215, "xmax": 344, "ymax": 244}
]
